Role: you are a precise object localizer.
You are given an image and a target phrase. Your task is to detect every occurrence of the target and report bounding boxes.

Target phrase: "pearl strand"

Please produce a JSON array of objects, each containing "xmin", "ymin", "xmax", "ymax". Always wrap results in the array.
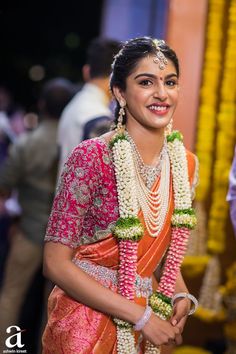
[{"xmin": 133, "ymin": 153, "xmax": 170, "ymax": 237}]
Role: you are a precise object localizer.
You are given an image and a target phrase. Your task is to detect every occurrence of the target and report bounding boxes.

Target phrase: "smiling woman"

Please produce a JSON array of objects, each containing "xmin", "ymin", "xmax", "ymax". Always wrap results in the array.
[{"xmin": 42, "ymin": 36, "xmax": 198, "ymax": 354}]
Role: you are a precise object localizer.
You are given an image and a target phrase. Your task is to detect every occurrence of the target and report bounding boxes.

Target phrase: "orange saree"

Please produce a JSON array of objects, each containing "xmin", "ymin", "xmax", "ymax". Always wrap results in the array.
[{"xmin": 42, "ymin": 150, "xmax": 196, "ymax": 354}]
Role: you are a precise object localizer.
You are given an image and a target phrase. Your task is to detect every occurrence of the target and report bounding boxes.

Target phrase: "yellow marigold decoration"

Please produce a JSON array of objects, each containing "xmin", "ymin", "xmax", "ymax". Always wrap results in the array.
[
  {"xmin": 207, "ymin": 0, "xmax": 236, "ymax": 254},
  {"xmin": 220, "ymin": 262, "xmax": 236, "ymax": 295},
  {"xmin": 195, "ymin": 305, "xmax": 226, "ymax": 323},
  {"xmin": 183, "ymin": 255, "xmax": 210, "ymax": 278},
  {"xmin": 182, "ymin": 0, "xmax": 227, "ymax": 277},
  {"xmin": 195, "ymin": 0, "xmax": 226, "ymax": 202},
  {"xmin": 224, "ymin": 321, "xmax": 236, "ymax": 341},
  {"xmin": 173, "ymin": 346, "xmax": 211, "ymax": 354}
]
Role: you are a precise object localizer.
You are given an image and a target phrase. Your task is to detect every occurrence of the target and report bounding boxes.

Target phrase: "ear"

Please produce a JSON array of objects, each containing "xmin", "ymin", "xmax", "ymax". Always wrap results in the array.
[
  {"xmin": 112, "ymin": 86, "xmax": 126, "ymax": 106},
  {"xmin": 82, "ymin": 64, "xmax": 90, "ymax": 82}
]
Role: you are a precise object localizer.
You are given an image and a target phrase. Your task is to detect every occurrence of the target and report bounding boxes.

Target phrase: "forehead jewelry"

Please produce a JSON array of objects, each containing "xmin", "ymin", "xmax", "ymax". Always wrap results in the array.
[{"xmin": 152, "ymin": 39, "xmax": 168, "ymax": 70}]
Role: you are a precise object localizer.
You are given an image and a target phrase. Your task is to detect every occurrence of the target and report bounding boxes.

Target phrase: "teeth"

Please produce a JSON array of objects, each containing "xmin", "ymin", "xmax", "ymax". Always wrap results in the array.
[{"xmin": 149, "ymin": 105, "xmax": 168, "ymax": 111}]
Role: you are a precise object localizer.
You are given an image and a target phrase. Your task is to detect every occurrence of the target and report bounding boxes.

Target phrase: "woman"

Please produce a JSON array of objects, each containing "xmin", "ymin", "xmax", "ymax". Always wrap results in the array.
[{"xmin": 42, "ymin": 37, "xmax": 198, "ymax": 354}]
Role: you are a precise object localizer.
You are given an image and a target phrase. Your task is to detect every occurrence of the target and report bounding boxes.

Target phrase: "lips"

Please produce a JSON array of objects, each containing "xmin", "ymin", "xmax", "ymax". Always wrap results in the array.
[{"xmin": 148, "ymin": 104, "xmax": 170, "ymax": 115}]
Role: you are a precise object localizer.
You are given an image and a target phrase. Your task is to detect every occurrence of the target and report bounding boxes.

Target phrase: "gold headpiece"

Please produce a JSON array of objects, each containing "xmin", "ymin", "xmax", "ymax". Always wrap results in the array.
[{"xmin": 152, "ymin": 39, "xmax": 168, "ymax": 70}]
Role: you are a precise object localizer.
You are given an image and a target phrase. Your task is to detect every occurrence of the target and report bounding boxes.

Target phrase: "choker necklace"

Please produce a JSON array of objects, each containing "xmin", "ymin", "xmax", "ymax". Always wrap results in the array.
[{"xmin": 125, "ymin": 131, "xmax": 167, "ymax": 189}]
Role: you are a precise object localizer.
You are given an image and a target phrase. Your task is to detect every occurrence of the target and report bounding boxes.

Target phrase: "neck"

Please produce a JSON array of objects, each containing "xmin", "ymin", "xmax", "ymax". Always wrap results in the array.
[{"xmin": 126, "ymin": 121, "xmax": 165, "ymax": 166}]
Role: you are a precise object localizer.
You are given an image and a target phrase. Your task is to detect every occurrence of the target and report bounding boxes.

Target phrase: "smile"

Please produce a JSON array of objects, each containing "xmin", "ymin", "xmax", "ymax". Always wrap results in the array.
[{"xmin": 148, "ymin": 104, "xmax": 170, "ymax": 115}]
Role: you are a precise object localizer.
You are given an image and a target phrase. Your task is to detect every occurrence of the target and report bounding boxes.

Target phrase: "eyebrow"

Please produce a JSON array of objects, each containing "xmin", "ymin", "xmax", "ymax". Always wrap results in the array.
[{"xmin": 134, "ymin": 73, "xmax": 178, "ymax": 80}]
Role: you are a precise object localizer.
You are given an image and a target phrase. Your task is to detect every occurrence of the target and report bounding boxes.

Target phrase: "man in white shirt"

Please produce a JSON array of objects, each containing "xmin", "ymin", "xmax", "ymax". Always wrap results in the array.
[{"xmin": 58, "ymin": 37, "xmax": 120, "ymax": 174}]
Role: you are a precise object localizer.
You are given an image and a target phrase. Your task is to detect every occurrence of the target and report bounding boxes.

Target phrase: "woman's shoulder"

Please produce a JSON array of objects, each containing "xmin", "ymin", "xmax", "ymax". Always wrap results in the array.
[
  {"xmin": 65, "ymin": 135, "xmax": 114, "ymax": 171},
  {"xmin": 70, "ymin": 137, "xmax": 108, "ymax": 158},
  {"xmin": 185, "ymin": 149, "xmax": 198, "ymax": 167},
  {"xmin": 185, "ymin": 149, "xmax": 197, "ymax": 161},
  {"xmin": 185, "ymin": 149, "xmax": 199, "ymax": 189}
]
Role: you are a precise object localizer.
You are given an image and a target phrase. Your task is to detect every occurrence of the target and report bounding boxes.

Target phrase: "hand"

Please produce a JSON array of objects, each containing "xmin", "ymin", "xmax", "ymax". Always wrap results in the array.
[
  {"xmin": 141, "ymin": 313, "xmax": 182, "ymax": 347},
  {"xmin": 170, "ymin": 297, "xmax": 190, "ymax": 340}
]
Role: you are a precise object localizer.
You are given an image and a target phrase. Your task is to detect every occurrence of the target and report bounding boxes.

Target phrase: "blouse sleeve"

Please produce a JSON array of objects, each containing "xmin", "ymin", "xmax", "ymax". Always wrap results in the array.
[{"xmin": 44, "ymin": 141, "xmax": 98, "ymax": 248}]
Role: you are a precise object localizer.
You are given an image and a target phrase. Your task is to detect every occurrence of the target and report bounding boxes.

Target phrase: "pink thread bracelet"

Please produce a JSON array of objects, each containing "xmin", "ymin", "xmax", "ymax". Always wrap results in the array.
[{"xmin": 134, "ymin": 306, "xmax": 153, "ymax": 331}]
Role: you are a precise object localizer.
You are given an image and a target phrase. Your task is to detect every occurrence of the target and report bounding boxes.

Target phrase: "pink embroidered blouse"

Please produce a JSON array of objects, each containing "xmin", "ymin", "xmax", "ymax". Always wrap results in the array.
[{"xmin": 44, "ymin": 138, "xmax": 119, "ymax": 248}]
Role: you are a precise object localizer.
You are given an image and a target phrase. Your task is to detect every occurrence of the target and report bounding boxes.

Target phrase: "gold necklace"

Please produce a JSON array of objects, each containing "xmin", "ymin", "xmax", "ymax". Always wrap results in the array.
[{"xmin": 125, "ymin": 131, "xmax": 167, "ymax": 189}]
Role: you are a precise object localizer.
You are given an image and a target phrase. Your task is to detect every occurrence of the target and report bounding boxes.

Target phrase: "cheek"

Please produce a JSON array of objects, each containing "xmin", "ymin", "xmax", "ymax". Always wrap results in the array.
[
  {"xmin": 170, "ymin": 90, "xmax": 179, "ymax": 105},
  {"xmin": 128, "ymin": 89, "xmax": 150, "ymax": 105}
]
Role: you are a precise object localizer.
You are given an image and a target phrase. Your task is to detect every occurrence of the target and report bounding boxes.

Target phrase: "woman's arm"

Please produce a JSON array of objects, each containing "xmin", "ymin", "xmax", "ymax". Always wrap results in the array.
[{"xmin": 44, "ymin": 241, "xmax": 181, "ymax": 346}]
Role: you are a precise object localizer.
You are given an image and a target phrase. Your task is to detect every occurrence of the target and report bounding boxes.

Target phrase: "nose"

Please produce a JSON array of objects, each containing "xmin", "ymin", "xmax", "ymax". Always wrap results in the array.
[{"xmin": 153, "ymin": 82, "xmax": 168, "ymax": 101}]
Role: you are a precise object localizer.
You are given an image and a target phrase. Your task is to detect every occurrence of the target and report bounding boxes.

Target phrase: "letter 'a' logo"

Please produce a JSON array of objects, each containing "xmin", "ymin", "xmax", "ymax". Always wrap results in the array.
[{"xmin": 5, "ymin": 325, "xmax": 25, "ymax": 348}]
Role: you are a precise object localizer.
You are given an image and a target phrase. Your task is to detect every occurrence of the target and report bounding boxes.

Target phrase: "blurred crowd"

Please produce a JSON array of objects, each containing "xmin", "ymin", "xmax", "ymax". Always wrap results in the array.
[{"xmin": 0, "ymin": 37, "xmax": 120, "ymax": 353}]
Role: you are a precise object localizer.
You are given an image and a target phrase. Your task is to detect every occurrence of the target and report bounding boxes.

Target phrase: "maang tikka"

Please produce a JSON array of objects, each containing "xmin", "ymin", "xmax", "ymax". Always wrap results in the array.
[{"xmin": 152, "ymin": 39, "xmax": 168, "ymax": 70}]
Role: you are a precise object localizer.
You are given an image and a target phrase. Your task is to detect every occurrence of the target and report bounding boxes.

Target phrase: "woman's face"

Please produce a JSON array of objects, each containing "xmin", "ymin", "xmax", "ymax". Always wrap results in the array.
[{"xmin": 118, "ymin": 55, "xmax": 179, "ymax": 131}]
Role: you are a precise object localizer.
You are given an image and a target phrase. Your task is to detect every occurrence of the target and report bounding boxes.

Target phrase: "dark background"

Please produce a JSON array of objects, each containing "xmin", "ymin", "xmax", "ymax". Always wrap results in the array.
[{"xmin": 0, "ymin": 1, "xmax": 104, "ymax": 111}]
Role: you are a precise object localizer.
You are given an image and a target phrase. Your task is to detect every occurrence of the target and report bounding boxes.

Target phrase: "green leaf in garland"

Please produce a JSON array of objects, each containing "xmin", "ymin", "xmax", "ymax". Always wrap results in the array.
[
  {"xmin": 166, "ymin": 130, "xmax": 183, "ymax": 143},
  {"xmin": 109, "ymin": 132, "xmax": 128, "ymax": 148},
  {"xmin": 113, "ymin": 216, "xmax": 144, "ymax": 241}
]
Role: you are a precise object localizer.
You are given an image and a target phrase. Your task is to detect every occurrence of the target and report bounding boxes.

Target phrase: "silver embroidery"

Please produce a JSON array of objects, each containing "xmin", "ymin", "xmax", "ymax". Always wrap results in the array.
[{"xmin": 73, "ymin": 259, "xmax": 153, "ymax": 298}]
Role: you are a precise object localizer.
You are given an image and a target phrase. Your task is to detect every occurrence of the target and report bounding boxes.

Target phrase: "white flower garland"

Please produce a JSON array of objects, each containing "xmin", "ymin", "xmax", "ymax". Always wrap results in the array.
[{"xmin": 110, "ymin": 130, "xmax": 196, "ymax": 354}]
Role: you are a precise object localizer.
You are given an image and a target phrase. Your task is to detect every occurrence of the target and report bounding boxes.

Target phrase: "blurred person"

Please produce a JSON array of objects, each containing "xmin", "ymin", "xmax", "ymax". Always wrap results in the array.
[
  {"xmin": 0, "ymin": 78, "xmax": 74, "ymax": 351},
  {"xmin": 0, "ymin": 85, "xmax": 24, "ymax": 287},
  {"xmin": 227, "ymin": 146, "xmax": 236, "ymax": 236},
  {"xmin": 58, "ymin": 37, "xmax": 120, "ymax": 174},
  {"xmin": 0, "ymin": 84, "xmax": 25, "ymax": 146}
]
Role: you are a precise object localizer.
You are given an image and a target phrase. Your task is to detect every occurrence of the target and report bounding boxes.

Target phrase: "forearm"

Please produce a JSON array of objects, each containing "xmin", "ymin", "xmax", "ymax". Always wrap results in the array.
[
  {"xmin": 43, "ymin": 242, "xmax": 144, "ymax": 325},
  {"xmin": 174, "ymin": 271, "xmax": 189, "ymax": 294}
]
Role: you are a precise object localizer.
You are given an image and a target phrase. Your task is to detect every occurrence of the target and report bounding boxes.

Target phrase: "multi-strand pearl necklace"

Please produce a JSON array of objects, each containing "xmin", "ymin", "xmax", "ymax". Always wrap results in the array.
[
  {"xmin": 125, "ymin": 132, "xmax": 170, "ymax": 237},
  {"xmin": 110, "ymin": 130, "xmax": 197, "ymax": 354}
]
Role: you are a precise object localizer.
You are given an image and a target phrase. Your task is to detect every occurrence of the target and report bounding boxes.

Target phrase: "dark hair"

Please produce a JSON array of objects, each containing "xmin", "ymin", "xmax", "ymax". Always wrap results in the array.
[
  {"xmin": 110, "ymin": 36, "xmax": 179, "ymax": 126},
  {"xmin": 40, "ymin": 78, "xmax": 75, "ymax": 118},
  {"xmin": 86, "ymin": 37, "xmax": 121, "ymax": 79}
]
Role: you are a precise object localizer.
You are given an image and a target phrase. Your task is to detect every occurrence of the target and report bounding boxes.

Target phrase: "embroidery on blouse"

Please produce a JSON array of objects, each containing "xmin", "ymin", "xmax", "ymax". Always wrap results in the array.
[
  {"xmin": 78, "ymin": 221, "xmax": 116, "ymax": 245},
  {"xmin": 44, "ymin": 138, "xmax": 119, "ymax": 248}
]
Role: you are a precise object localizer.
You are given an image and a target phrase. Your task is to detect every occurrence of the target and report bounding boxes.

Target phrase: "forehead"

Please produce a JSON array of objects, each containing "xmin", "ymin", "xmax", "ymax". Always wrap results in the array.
[{"xmin": 129, "ymin": 55, "xmax": 177, "ymax": 77}]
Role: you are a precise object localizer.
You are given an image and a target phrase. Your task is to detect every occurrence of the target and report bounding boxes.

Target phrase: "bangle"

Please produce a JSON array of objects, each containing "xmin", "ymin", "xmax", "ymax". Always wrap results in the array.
[
  {"xmin": 171, "ymin": 292, "xmax": 198, "ymax": 315},
  {"xmin": 134, "ymin": 306, "xmax": 153, "ymax": 331}
]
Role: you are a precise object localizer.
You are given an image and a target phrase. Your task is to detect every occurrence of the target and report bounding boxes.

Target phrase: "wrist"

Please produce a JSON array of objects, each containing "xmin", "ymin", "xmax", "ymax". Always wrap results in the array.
[
  {"xmin": 134, "ymin": 305, "xmax": 153, "ymax": 331},
  {"xmin": 171, "ymin": 292, "xmax": 198, "ymax": 315}
]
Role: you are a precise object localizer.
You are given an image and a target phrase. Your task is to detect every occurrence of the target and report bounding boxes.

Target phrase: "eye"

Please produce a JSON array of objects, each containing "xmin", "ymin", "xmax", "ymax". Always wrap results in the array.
[
  {"xmin": 165, "ymin": 79, "xmax": 178, "ymax": 88},
  {"xmin": 139, "ymin": 79, "xmax": 153, "ymax": 86}
]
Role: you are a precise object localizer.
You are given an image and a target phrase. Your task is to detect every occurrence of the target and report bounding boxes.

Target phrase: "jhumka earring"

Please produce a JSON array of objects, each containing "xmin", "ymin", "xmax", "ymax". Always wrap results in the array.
[
  {"xmin": 165, "ymin": 118, "xmax": 173, "ymax": 136},
  {"xmin": 116, "ymin": 102, "xmax": 126, "ymax": 131},
  {"xmin": 152, "ymin": 39, "xmax": 168, "ymax": 70}
]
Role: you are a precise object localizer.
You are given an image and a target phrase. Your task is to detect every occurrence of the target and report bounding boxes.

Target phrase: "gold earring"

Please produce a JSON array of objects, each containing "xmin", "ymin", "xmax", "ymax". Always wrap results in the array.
[
  {"xmin": 116, "ymin": 102, "xmax": 126, "ymax": 131},
  {"xmin": 165, "ymin": 118, "xmax": 173, "ymax": 136}
]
